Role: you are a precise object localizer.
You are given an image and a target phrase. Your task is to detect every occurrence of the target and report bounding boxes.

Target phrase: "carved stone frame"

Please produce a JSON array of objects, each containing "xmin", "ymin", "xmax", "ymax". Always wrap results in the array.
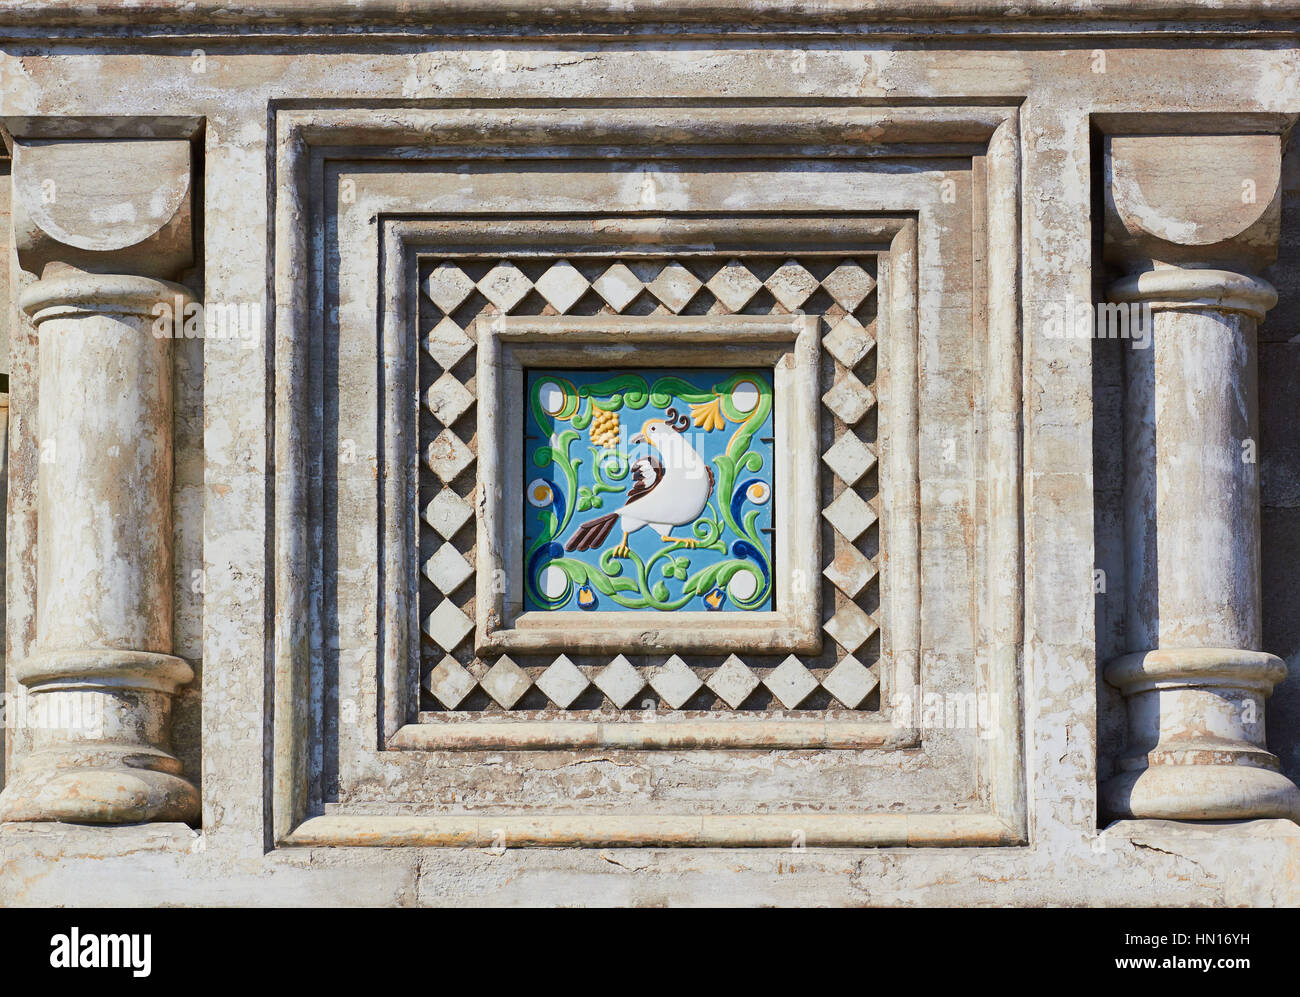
[
  {"xmin": 393, "ymin": 216, "xmax": 917, "ymax": 759},
  {"xmin": 476, "ymin": 313, "xmax": 821, "ymax": 656},
  {"xmin": 270, "ymin": 103, "xmax": 1026, "ymax": 849}
]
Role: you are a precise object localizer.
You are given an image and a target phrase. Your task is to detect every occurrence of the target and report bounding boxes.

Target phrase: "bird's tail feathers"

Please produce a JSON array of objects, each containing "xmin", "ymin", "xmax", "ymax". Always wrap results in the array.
[{"xmin": 565, "ymin": 512, "xmax": 619, "ymax": 552}]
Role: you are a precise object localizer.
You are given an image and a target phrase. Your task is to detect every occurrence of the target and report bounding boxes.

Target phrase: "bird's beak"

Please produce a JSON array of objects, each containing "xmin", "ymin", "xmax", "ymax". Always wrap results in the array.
[{"xmin": 634, "ymin": 419, "xmax": 664, "ymax": 449}]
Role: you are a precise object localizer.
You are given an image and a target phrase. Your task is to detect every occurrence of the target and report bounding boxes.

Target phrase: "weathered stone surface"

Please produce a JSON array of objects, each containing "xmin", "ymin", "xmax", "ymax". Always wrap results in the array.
[
  {"xmin": 822, "ymin": 372, "xmax": 876, "ymax": 426},
  {"xmin": 423, "ymin": 543, "xmax": 474, "ymax": 595},
  {"xmin": 822, "ymin": 654, "xmax": 879, "ymax": 709},
  {"xmin": 425, "ymin": 430, "xmax": 475, "ymax": 482},
  {"xmin": 823, "ymin": 315, "xmax": 874, "ymax": 369},
  {"xmin": 822, "ymin": 488, "xmax": 878, "ymax": 542},
  {"xmin": 479, "ymin": 655, "xmax": 532, "ymax": 709},
  {"xmin": 425, "ymin": 372, "xmax": 475, "ymax": 425},
  {"xmin": 823, "ymin": 542, "xmax": 877, "ymax": 599},
  {"xmin": 424, "ymin": 655, "xmax": 476, "ymax": 709},
  {"xmin": 536, "ymin": 654, "xmax": 589, "ymax": 708},
  {"xmin": 534, "ymin": 260, "xmax": 590, "ymax": 313},
  {"xmin": 2, "ymin": 0, "xmax": 1299, "ymax": 909},
  {"xmin": 764, "ymin": 656, "xmax": 819, "ymax": 709},
  {"xmin": 648, "ymin": 655, "xmax": 702, "ymax": 709},
  {"xmin": 424, "ymin": 489, "xmax": 474, "ymax": 540},
  {"xmin": 706, "ymin": 654, "xmax": 761, "ymax": 709},
  {"xmin": 593, "ymin": 654, "xmax": 646, "ymax": 709}
]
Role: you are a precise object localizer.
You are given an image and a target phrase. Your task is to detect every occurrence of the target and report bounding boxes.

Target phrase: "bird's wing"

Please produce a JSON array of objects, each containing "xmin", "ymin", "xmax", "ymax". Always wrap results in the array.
[{"xmin": 626, "ymin": 455, "xmax": 665, "ymax": 503}]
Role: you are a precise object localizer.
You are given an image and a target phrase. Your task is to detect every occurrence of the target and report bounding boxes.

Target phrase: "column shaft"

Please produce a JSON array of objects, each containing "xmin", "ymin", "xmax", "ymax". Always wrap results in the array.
[
  {"xmin": 0, "ymin": 274, "xmax": 198, "ymax": 824},
  {"xmin": 1124, "ymin": 305, "xmax": 1260, "ymax": 652},
  {"xmin": 1103, "ymin": 268, "xmax": 1299, "ymax": 821}
]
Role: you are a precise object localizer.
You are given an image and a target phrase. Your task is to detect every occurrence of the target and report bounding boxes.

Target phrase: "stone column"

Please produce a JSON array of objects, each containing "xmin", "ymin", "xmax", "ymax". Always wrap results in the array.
[
  {"xmin": 0, "ymin": 138, "xmax": 199, "ymax": 823},
  {"xmin": 1101, "ymin": 132, "xmax": 1300, "ymax": 822}
]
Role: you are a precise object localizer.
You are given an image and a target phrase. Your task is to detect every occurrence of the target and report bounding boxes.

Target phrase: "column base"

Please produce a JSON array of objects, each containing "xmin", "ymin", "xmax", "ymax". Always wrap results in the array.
[
  {"xmin": 2, "ymin": 649, "xmax": 199, "ymax": 824},
  {"xmin": 1102, "ymin": 763, "xmax": 1300, "ymax": 823},
  {"xmin": 1103, "ymin": 647, "xmax": 1300, "ymax": 824},
  {"xmin": 0, "ymin": 745, "xmax": 199, "ymax": 825}
]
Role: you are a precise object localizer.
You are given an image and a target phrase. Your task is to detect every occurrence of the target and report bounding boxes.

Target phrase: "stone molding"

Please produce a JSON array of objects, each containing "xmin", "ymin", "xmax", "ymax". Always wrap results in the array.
[
  {"xmin": 0, "ymin": 0, "xmax": 1294, "ymax": 34},
  {"xmin": 474, "ymin": 313, "xmax": 823, "ymax": 657},
  {"xmin": 269, "ymin": 103, "xmax": 1026, "ymax": 847}
]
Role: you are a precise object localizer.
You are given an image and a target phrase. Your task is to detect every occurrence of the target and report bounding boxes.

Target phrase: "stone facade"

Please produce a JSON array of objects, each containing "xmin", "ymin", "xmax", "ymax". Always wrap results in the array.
[{"xmin": 2, "ymin": 1, "xmax": 1300, "ymax": 906}]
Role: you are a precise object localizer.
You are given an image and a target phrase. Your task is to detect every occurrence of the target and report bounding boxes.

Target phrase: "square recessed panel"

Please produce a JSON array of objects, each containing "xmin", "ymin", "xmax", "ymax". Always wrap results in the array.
[
  {"xmin": 523, "ymin": 368, "xmax": 775, "ymax": 613},
  {"xmin": 285, "ymin": 114, "xmax": 1018, "ymax": 851}
]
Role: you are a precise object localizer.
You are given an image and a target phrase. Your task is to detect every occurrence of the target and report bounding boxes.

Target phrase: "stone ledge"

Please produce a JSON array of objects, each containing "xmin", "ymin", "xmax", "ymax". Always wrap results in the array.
[
  {"xmin": 0, "ymin": 0, "xmax": 1296, "ymax": 34},
  {"xmin": 0, "ymin": 821, "xmax": 201, "ymax": 857},
  {"xmin": 1101, "ymin": 817, "xmax": 1300, "ymax": 845}
]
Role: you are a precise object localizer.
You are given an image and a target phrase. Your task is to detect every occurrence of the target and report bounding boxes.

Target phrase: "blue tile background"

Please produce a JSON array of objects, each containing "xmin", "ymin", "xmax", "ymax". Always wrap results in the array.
[{"xmin": 523, "ymin": 368, "xmax": 775, "ymax": 612}]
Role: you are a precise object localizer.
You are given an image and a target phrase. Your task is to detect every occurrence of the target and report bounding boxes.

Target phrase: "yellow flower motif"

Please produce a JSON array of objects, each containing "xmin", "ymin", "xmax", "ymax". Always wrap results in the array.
[
  {"xmin": 527, "ymin": 478, "xmax": 555, "ymax": 508},
  {"xmin": 690, "ymin": 397, "xmax": 727, "ymax": 433}
]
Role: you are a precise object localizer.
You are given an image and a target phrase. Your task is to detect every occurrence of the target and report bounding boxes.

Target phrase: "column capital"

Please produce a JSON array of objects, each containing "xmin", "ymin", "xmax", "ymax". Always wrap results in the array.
[
  {"xmin": 1103, "ymin": 132, "xmax": 1281, "ymax": 277},
  {"xmin": 11, "ymin": 136, "xmax": 193, "ymax": 281},
  {"xmin": 1108, "ymin": 267, "xmax": 1277, "ymax": 320}
]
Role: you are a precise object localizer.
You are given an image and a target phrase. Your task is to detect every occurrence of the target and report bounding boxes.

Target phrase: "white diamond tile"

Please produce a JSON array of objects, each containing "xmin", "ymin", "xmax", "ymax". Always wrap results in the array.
[
  {"xmin": 426, "ymin": 371, "xmax": 476, "ymax": 425},
  {"xmin": 822, "ymin": 487, "xmax": 878, "ymax": 541},
  {"xmin": 426, "ymin": 430, "xmax": 476, "ymax": 483},
  {"xmin": 645, "ymin": 262, "xmax": 703, "ymax": 313},
  {"xmin": 823, "ymin": 432, "xmax": 877, "ymax": 485},
  {"xmin": 424, "ymin": 655, "xmax": 477, "ymax": 709},
  {"xmin": 765, "ymin": 260, "xmax": 818, "ymax": 311},
  {"xmin": 536, "ymin": 654, "xmax": 589, "ymax": 708},
  {"xmin": 424, "ymin": 316, "xmax": 474, "ymax": 370},
  {"xmin": 824, "ymin": 601, "xmax": 879, "ymax": 654},
  {"xmin": 822, "ymin": 373, "xmax": 876, "ymax": 426},
  {"xmin": 823, "ymin": 542, "xmax": 878, "ymax": 599},
  {"xmin": 649, "ymin": 654, "xmax": 703, "ymax": 709},
  {"xmin": 705, "ymin": 259, "xmax": 763, "ymax": 312},
  {"xmin": 424, "ymin": 599, "xmax": 474, "ymax": 652},
  {"xmin": 593, "ymin": 654, "xmax": 646, "ymax": 709},
  {"xmin": 534, "ymin": 260, "xmax": 590, "ymax": 313},
  {"xmin": 821, "ymin": 654, "xmax": 879, "ymax": 709},
  {"xmin": 476, "ymin": 261, "xmax": 533, "ymax": 312},
  {"xmin": 591, "ymin": 263, "xmax": 643, "ymax": 312},
  {"xmin": 823, "ymin": 314, "xmax": 875, "ymax": 369},
  {"xmin": 424, "ymin": 542, "xmax": 474, "ymax": 595},
  {"xmin": 707, "ymin": 654, "xmax": 761, "ymax": 709},
  {"xmin": 821, "ymin": 261, "xmax": 877, "ymax": 312},
  {"xmin": 423, "ymin": 263, "xmax": 476, "ymax": 313},
  {"xmin": 764, "ymin": 655, "xmax": 818, "ymax": 709},
  {"xmin": 480, "ymin": 655, "xmax": 532, "ymax": 709},
  {"xmin": 424, "ymin": 488, "xmax": 474, "ymax": 539}
]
